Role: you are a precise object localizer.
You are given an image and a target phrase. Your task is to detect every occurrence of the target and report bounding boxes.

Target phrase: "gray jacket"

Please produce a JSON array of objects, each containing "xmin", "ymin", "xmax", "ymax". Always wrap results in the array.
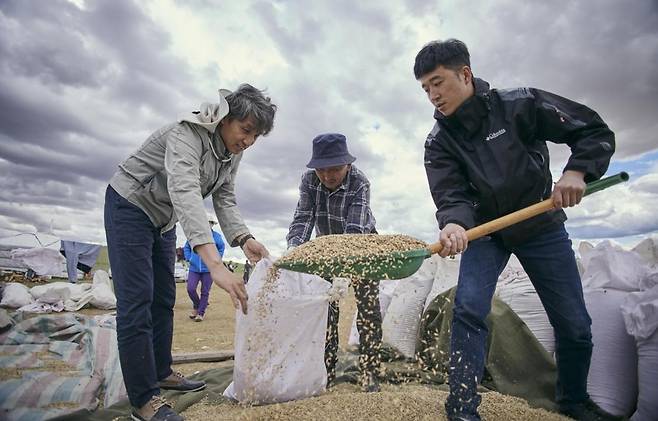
[{"xmin": 109, "ymin": 90, "xmax": 250, "ymax": 249}]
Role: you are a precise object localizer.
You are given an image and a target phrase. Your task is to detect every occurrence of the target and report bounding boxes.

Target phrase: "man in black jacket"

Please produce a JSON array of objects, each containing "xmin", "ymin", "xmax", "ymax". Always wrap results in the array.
[{"xmin": 414, "ymin": 39, "xmax": 620, "ymax": 421}]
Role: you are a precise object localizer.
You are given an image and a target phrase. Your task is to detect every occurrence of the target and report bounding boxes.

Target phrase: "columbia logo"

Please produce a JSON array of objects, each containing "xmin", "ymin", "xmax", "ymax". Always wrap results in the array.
[{"xmin": 485, "ymin": 129, "xmax": 506, "ymax": 141}]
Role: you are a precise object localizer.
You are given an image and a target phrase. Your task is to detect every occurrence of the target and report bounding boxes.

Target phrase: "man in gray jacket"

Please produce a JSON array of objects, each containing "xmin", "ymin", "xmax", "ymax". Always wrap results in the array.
[{"xmin": 104, "ymin": 84, "xmax": 276, "ymax": 421}]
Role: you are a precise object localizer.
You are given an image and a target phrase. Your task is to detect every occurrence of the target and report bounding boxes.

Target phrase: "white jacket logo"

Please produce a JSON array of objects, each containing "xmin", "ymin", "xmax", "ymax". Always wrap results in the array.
[{"xmin": 485, "ymin": 129, "xmax": 506, "ymax": 141}]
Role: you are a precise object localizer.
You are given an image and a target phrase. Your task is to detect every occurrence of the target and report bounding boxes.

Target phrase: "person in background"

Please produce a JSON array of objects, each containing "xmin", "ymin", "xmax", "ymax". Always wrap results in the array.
[
  {"xmin": 104, "ymin": 84, "xmax": 276, "ymax": 421},
  {"xmin": 286, "ymin": 133, "xmax": 382, "ymax": 393},
  {"xmin": 243, "ymin": 260, "xmax": 252, "ymax": 283},
  {"xmin": 414, "ymin": 39, "xmax": 618, "ymax": 421},
  {"xmin": 184, "ymin": 219, "xmax": 225, "ymax": 322}
]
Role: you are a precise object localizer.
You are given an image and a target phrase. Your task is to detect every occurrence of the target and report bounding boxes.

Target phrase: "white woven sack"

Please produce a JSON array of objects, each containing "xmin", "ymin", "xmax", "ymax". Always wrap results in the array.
[
  {"xmin": 496, "ymin": 256, "xmax": 555, "ymax": 355},
  {"xmin": 620, "ymin": 285, "xmax": 658, "ymax": 421},
  {"xmin": 10, "ymin": 247, "xmax": 66, "ymax": 276},
  {"xmin": 224, "ymin": 257, "xmax": 330, "ymax": 404},
  {"xmin": 631, "ymin": 237, "xmax": 658, "ymax": 266},
  {"xmin": 580, "ymin": 240, "xmax": 646, "ymax": 292},
  {"xmin": 424, "ymin": 254, "xmax": 460, "ymax": 311},
  {"xmin": 30, "ymin": 282, "xmax": 91, "ymax": 304},
  {"xmin": 585, "ymin": 289, "xmax": 638, "ymax": 417},
  {"xmin": 382, "ymin": 258, "xmax": 436, "ymax": 358},
  {"xmin": 632, "ymin": 331, "xmax": 658, "ymax": 421},
  {"xmin": 0, "ymin": 282, "xmax": 34, "ymax": 308},
  {"xmin": 348, "ymin": 279, "xmax": 399, "ymax": 346}
]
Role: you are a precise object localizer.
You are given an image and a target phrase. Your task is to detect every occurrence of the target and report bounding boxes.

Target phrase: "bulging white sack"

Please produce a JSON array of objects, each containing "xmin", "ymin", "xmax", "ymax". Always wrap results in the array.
[
  {"xmin": 619, "ymin": 285, "xmax": 658, "ymax": 421},
  {"xmin": 424, "ymin": 254, "xmax": 460, "ymax": 311},
  {"xmin": 621, "ymin": 286, "xmax": 658, "ymax": 341},
  {"xmin": 631, "ymin": 237, "xmax": 658, "ymax": 266},
  {"xmin": 0, "ymin": 282, "xmax": 34, "ymax": 308},
  {"xmin": 631, "ymin": 330, "xmax": 658, "ymax": 421},
  {"xmin": 585, "ymin": 288, "xmax": 638, "ymax": 417},
  {"xmin": 10, "ymin": 247, "xmax": 66, "ymax": 276},
  {"xmin": 580, "ymin": 240, "xmax": 646, "ymax": 292},
  {"xmin": 496, "ymin": 256, "xmax": 555, "ymax": 355},
  {"xmin": 30, "ymin": 282, "xmax": 91, "ymax": 304},
  {"xmin": 382, "ymin": 258, "xmax": 436, "ymax": 358},
  {"xmin": 224, "ymin": 257, "xmax": 330, "ymax": 404},
  {"xmin": 89, "ymin": 270, "xmax": 116, "ymax": 309}
]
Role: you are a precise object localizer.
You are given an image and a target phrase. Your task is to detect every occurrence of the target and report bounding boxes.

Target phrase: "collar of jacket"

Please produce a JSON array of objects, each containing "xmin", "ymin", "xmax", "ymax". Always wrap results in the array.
[
  {"xmin": 434, "ymin": 77, "xmax": 491, "ymax": 136},
  {"xmin": 212, "ymin": 130, "xmax": 234, "ymax": 162}
]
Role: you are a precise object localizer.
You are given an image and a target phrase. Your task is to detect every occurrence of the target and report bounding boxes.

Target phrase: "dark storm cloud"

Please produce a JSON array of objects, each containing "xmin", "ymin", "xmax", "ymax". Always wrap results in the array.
[
  {"xmin": 251, "ymin": 1, "xmax": 326, "ymax": 67},
  {"xmin": 453, "ymin": 0, "xmax": 658, "ymax": 158},
  {"xmin": 252, "ymin": 1, "xmax": 425, "ymax": 148},
  {"xmin": 0, "ymin": 0, "xmax": 207, "ymax": 237},
  {"xmin": 0, "ymin": 0, "xmax": 656, "ymax": 246},
  {"xmin": 0, "ymin": 0, "xmax": 202, "ymax": 187}
]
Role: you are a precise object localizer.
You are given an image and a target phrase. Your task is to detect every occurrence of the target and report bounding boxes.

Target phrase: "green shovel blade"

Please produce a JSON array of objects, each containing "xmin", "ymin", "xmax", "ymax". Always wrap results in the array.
[
  {"xmin": 275, "ymin": 248, "xmax": 432, "ymax": 280},
  {"xmin": 276, "ymin": 171, "xmax": 629, "ymax": 280}
]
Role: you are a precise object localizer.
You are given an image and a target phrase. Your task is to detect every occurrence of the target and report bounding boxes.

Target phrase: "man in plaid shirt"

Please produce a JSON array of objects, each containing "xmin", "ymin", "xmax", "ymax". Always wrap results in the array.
[{"xmin": 286, "ymin": 133, "xmax": 382, "ymax": 393}]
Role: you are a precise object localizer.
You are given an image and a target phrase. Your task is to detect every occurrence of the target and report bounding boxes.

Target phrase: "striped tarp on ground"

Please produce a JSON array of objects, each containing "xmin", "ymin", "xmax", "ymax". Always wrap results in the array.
[{"xmin": 0, "ymin": 313, "xmax": 126, "ymax": 421}]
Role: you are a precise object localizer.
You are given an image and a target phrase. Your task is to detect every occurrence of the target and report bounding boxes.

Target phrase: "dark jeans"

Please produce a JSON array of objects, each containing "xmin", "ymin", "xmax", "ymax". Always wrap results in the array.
[
  {"xmin": 325, "ymin": 278, "xmax": 382, "ymax": 381},
  {"xmin": 187, "ymin": 271, "xmax": 213, "ymax": 315},
  {"xmin": 445, "ymin": 224, "xmax": 592, "ymax": 419},
  {"xmin": 104, "ymin": 186, "xmax": 177, "ymax": 408}
]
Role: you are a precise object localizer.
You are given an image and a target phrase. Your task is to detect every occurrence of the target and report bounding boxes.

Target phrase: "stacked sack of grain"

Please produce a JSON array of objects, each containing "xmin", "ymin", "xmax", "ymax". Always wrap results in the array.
[
  {"xmin": 381, "ymin": 257, "xmax": 437, "ymax": 359},
  {"xmin": 495, "ymin": 255, "xmax": 556, "ymax": 355},
  {"xmin": 580, "ymin": 239, "xmax": 657, "ymax": 419},
  {"xmin": 621, "ymin": 237, "xmax": 657, "ymax": 421},
  {"xmin": 423, "ymin": 254, "xmax": 460, "ymax": 311}
]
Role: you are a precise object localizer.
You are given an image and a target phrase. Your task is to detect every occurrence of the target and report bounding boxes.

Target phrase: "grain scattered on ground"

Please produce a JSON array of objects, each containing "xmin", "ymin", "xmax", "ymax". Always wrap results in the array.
[{"xmin": 181, "ymin": 384, "xmax": 568, "ymax": 421}]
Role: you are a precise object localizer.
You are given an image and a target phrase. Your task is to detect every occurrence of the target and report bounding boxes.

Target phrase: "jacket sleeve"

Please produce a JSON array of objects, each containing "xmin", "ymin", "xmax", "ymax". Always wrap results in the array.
[
  {"xmin": 286, "ymin": 172, "xmax": 316, "ymax": 247},
  {"xmin": 530, "ymin": 88, "xmax": 615, "ymax": 182},
  {"xmin": 424, "ymin": 127, "xmax": 477, "ymax": 230},
  {"xmin": 345, "ymin": 183, "xmax": 373, "ymax": 234},
  {"xmin": 212, "ymin": 153, "xmax": 250, "ymax": 247},
  {"xmin": 165, "ymin": 123, "xmax": 214, "ymax": 250},
  {"xmin": 183, "ymin": 241, "xmax": 192, "ymax": 261},
  {"xmin": 214, "ymin": 231, "xmax": 226, "ymax": 257}
]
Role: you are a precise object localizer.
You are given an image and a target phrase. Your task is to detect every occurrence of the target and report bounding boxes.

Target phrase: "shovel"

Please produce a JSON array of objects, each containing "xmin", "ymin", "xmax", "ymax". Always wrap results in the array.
[{"xmin": 275, "ymin": 172, "xmax": 629, "ymax": 280}]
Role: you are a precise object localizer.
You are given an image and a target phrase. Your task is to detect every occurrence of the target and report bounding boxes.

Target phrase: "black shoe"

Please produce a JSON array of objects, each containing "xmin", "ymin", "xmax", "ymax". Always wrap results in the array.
[
  {"xmin": 360, "ymin": 372, "xmax": 380, "ymax": 393},
  {"xmin": 560, "ymin": 398, "xmax": 625, "ymax": 421},
  {"xmin": 131, "ymin": 395, "xmax": 183, "ymax": 421},
  {"xmin": 158, "ymin": 371, "xmax": 206, "ymax": 392}
]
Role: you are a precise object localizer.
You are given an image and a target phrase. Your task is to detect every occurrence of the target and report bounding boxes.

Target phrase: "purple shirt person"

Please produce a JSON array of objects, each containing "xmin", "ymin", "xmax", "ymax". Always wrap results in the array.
[{"xmin": 184, "ymin": 220, "xmax": 226, "ymax": 321}]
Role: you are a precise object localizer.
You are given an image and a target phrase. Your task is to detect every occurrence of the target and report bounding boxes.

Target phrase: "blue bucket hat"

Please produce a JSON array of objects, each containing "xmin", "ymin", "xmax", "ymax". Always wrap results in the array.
[{"xmin": 306, "ymin": 133, "xmax": 356, "ymax": 169}]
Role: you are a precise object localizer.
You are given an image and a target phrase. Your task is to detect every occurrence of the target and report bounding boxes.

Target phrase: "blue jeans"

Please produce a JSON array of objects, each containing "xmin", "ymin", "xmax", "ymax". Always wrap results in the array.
[
  {"xmin": 445, "ymin": 224, "xmax": 592, "ymax": 419},
  {"xmin": 104, "ymin": 186, "xmax": 177, "ymax": 408}
]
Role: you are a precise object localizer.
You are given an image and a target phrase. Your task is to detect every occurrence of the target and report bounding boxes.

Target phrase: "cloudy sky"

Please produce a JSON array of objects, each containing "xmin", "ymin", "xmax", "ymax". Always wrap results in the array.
[{"xmin": 0, "ymin": 0, "xmax": 657, "ymax": 262}]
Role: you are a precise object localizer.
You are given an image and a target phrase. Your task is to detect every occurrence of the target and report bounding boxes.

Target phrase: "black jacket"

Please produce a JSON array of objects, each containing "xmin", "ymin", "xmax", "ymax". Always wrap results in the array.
[{"xmin": 424, "ymin": 78, "xmax": 615, "ymax": 247}]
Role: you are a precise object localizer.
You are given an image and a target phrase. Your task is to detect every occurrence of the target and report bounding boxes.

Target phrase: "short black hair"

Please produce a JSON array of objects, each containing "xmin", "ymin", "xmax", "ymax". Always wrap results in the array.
[{"xmin": 413, "ymin": 39, "xmax": 471, "ymax": 80}]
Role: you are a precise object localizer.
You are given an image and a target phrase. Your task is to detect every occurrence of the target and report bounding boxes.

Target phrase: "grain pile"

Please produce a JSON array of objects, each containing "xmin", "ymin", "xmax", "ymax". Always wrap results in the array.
[
  {"xmin": 182, "ymin": 384, "xmax": 568, "ymax": 420},
  {"xmin": 276, "ymin": 234, "xmax": 428, "ymax": 279}
]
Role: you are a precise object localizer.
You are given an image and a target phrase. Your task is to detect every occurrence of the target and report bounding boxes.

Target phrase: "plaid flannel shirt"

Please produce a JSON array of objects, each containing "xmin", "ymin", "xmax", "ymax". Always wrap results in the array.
[{"xmin": 286, "ymin": 165, "xmax": 376, "ymax": 247}]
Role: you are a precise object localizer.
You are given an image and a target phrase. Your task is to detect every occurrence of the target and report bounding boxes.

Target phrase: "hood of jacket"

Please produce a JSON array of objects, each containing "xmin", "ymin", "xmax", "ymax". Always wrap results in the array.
[{"xmin": 179, "ymin": 88, "xmax": 232, "ymax": 134}]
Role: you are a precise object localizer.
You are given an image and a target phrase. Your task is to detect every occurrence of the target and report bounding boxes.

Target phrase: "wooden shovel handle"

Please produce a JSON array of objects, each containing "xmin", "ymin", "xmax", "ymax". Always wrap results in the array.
[{"xmin": 427, "ymin": 198, "xmax": 555, "ymax": 255}]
